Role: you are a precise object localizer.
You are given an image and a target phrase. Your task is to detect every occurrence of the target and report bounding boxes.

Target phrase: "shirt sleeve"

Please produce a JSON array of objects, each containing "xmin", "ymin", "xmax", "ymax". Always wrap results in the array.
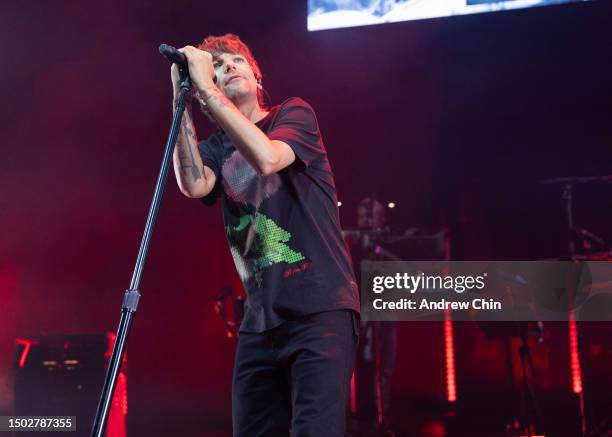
[
  {"xmin": 267, "ymin": 97, "xmax": 326, "ymax": 172},
  {"xmin": 198, "ymin": 135, "xmax": 222, "ymax": 205}
]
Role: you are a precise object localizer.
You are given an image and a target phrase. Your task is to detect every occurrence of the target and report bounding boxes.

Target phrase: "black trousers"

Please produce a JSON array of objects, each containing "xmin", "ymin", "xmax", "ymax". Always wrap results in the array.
[{"xmin": 232, "ymin": 310, "xmax": 359, "ymax": 437}]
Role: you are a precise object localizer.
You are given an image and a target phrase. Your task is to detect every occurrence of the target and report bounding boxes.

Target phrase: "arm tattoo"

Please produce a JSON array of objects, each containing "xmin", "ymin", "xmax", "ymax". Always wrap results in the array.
[
  {"xmin": 187, "ymin": 145, "xmax": 202, "ymax": 181},
  {"xmin": 205, "ymin": 88, "xmax": 232, "ymax": 109},
  {"xmin": 178, "ymin": 123, "xmax": 202, "ymax": 181}
]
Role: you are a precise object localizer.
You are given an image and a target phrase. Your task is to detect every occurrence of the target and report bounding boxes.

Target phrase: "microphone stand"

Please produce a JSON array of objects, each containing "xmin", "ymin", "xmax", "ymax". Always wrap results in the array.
[{"xmin": 90, "ymin": 71, "xmax": 192, "ymax": 437}]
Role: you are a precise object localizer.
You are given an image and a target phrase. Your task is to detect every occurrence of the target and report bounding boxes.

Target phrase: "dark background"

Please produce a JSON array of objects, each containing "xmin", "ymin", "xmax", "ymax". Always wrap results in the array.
[{"xmin": 1, "ymin": 1, "xmax": 611, "ymax": 435}]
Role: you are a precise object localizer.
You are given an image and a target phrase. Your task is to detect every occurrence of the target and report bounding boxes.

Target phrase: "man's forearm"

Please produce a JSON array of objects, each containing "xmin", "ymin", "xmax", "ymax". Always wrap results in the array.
[
  {"xmin": 200, "ymin": 86, "xmax": 280, "ymax": 175},
  {"xmin": 172, "ymin": 105, "xmax": 210, "ymax": 197}
]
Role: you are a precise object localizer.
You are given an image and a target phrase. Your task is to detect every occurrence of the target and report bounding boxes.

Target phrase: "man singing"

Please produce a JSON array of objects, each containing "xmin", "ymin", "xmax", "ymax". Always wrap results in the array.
[{"xmin": 170, "ymin": 34, "xmax": 360, "ymax": 436}]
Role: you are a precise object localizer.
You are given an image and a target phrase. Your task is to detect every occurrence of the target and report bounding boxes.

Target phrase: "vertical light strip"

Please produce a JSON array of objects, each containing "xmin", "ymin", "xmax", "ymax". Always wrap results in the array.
[
  {"xmin": 568, "ymin": 310, "xmax": 582, "ymax": 394},
  {"xmin": 444, "ymin": 309, "xmax": 457, "ymax": 402},
  {"xmin": 441, "ymin": 231, "xmax": 457, "ymax": 404}
]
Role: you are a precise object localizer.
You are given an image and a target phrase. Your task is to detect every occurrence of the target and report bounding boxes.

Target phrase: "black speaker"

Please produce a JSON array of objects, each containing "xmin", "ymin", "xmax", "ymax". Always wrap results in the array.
[{"xmin": 14, "ymin": 333, "xmax": 126, "ymax": 437}]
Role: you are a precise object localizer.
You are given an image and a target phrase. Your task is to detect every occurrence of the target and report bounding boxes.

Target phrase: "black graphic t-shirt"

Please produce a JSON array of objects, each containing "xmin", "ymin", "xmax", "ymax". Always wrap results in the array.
[{"xmin": 198, "ymin": 97, "xmax": 360, "ymax": 333}]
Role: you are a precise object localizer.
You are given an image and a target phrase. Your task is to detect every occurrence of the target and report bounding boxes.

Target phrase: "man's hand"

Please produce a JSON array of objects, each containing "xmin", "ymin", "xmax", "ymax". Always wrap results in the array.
[{"xmin": 178, "ymin": 45, "xmax": 216, "ymax": 94}]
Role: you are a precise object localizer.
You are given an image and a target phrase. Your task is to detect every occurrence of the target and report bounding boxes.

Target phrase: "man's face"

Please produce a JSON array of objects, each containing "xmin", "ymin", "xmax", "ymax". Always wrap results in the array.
[
  {"xmin": 212, "ymin": 52, "xmax": 260, "ymax": 103},
  {"xmin": 357, "ymin": 202, "xmax": 386, "ymax": 229}
]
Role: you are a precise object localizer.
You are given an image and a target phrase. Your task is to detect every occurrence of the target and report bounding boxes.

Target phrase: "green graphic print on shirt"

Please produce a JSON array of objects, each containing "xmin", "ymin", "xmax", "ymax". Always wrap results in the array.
[{"xmin": 226, "ymin": 212, "xmax": 306, "ymax": 287}]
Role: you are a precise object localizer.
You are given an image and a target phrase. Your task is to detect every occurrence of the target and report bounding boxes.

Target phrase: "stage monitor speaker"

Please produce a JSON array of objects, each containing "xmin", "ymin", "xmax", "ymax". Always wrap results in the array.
[{"xmin": 14, "ymin": 332, "xmax": 126, "ymax": 437}]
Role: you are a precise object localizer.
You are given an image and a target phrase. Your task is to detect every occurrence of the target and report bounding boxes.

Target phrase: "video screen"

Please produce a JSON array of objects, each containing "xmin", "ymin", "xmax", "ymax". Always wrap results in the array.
[{"xmin": 308, "ymin": 0, "xmax": 592, "ymax": 31}]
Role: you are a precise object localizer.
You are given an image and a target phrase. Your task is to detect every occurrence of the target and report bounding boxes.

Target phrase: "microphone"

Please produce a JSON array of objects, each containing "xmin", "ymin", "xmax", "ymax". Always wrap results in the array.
[
  {"xmin": 159, "ymin": 43, "xmax": 217, "ymax": 83},
  {"xmin": 159, "ymin": 44, "xmax": 187, "ymax": 68}
]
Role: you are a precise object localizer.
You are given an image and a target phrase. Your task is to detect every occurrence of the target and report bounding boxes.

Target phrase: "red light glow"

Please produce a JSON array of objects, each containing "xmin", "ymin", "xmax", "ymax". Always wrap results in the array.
[
  {"xmin": 16, "ymin": 338, "xmax": 39, "ymax": 368},
  {"xmin": 568, "ymin": 311, "xmax": 583, "ymax": 394},
  {"xmin": 444, "ymin": 310, "xmax": 457, "ymax": 403}
]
